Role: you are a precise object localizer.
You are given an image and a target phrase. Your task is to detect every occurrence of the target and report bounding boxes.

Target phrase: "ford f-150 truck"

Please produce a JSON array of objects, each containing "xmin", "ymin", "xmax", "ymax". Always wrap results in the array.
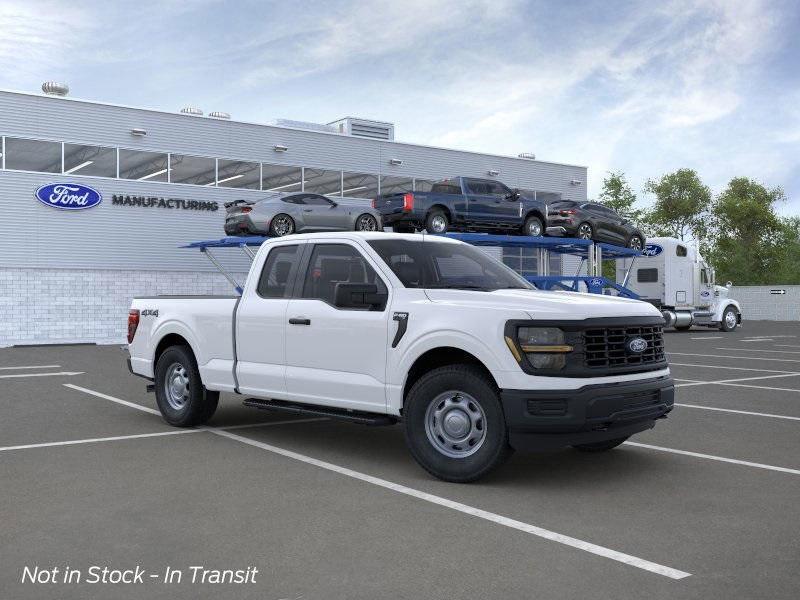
[
  {"xmin": 372, "ymin": 177, "xmax": 551, "ymax": 237},
  {"xmin": 127, "ymin": 232, "xmax": 674, "ymax": 482}
]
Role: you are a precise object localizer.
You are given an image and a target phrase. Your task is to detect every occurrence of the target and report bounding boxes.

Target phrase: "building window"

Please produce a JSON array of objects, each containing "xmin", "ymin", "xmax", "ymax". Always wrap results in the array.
[
  {"xmin": 379, "ymin": 175, "xmax": 413, "ymax": 195},
  {"xmin": 304, "ymin": 168, "xmax": 342, "ymax": 196},
  {"xmin": 63, "ymin": 144, "xmax": 117, "ymax": 177},
  {"xmin": 413, "ymin": 178, "xmax": 435, "ymax": 192},
  {"xmin": 4, "ymin": 137, "xmax": 61, "ymax": 173},
  {"xmin": 217, "ymin": 159, "xmax": 260, "ymax": 189},
  {"xmin": 119, "ymin": 149, "xmax": 169, "ymax": 182},
  {"xmin": 170, "ymin": 154, "xmax": 216, "ymax": 186},
  {"xmin": 262, "ymin": 164, "xmax": 302, "ymax": 192},
  {"xmin": 341, "ymin": 172, "xmax": 379, "ymax": 198}
]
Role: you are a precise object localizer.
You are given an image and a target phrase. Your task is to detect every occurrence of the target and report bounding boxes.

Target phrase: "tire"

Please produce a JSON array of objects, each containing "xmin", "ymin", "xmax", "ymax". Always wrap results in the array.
[
  {"xmin": 572, "ymin": 436, "xmax": 629, "ymax": 452},
  {"xmin": 355, "ymin": 213, "xmax": 379, "ymax": 231},
  {"xmin": 154, "ymin": 345, "xmax": 219, "ymax": 427},
  {"xmin": 403, "ymin": 365, "xmax": 512, "ymax": 483},
  {"xmin": 720, "ymin": 306, "xmax": 738, "ymax": 332},
  {"xmin": 269, "ymin": 214, "xmax": 295, "ymax": 237},
  {"xmin": 627, "ymin": 235, "xmax": 644, "ymax": 251},
  {"xmin": 576, "ymin": 222, "xmax": 593, "ymax": 240},
  {"xmin": 522, "ymin": 215, "xmax": 544, "ymax": 237},
  {"xmin": 425, "ymin": 209, "xmax": 449, "ymax": 234}
]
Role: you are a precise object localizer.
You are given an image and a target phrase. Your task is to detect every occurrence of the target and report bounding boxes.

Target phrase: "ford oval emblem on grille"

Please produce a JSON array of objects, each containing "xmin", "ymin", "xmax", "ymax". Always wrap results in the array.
[{"xmin": 626, "ymin": 337, "xmax": 648, "ymax": 354}]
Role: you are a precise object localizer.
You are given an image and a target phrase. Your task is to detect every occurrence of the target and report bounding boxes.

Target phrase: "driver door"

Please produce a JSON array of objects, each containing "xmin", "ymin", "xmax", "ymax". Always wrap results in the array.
[
  {"xmin": 299, "ymin": 194, "xmax": 347, "ymax": 231},
  {"xmin": 284, "ymin": 242, "xmax": 390, "ymax": 412}
]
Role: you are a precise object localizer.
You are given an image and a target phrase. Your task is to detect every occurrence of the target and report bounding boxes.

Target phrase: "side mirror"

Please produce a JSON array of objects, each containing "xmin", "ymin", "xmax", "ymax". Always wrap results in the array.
[
  {"xmin": 726, "ymin": 281, "xmax": 732, "ymax": 288},
  {"xmin": 334, "ymin": 283, "xmax": 387, "ymax": 310},
  {"xmin": 329, "ymin": 201, "xmax": 338, "ymax": 208},
  {"xmin": 505, "ymin": 189, "xmax": 521, "ymax": 200}
]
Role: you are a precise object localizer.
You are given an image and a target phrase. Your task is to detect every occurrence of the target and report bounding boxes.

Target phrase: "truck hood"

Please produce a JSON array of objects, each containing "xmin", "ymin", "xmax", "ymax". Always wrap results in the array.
[{"xmin": 424, "ymin": 288, "xmax": 663, "ymax": 320}]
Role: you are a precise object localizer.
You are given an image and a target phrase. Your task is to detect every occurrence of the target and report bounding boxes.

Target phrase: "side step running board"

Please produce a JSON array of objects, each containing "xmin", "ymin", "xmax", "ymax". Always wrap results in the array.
[{"xmin": 242, "ymin": 398, "xmax": 398, "ymax": 426}]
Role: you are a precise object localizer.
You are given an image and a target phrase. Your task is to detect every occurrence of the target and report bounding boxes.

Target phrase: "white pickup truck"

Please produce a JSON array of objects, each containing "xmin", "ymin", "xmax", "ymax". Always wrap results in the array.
[{"xmin": 127, "ymin": 232, "xmax": 674, "ymax": 482}]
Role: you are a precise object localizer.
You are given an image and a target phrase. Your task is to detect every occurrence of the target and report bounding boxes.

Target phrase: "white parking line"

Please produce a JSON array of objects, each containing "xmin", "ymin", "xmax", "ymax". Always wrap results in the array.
[
  {"xmin": 776, "ymin": 344, "xmax": 800, "ymax": 349},
  {"xmin": 675, "ymin": 403, "xmax": 800, "ymax": 421},
  {"xmin": 689, "ymin": 336, "xmax": 724, "ymax": 340},
  {"xmin": 674, "ymin": 373, "xmax": 800, "ymax": 388},
  {"xmin": 668, "ymin": 352, "xmax": 800, "ymax": 363},
  {"xmin": 0, "ymin": 371, "xmax": 84, "ymax": 379},
  {"xmin": 712, "ymin": 382, "xmax": 800, "ymax": 394},
  {"xmin": 0, "ymin": 429, "xmax": 200, "ymax": 452},
  {"xmin": 0, "ymin": 364, "xmax": 61, "ymax": 370},
  {"xmin": 739, "ymin": 338, "xmax": 773, "ymax": 342},
  {"xmin": 669, "ymin": 362, "xmax": 799, "ymax": 374},
  {"xmin": 211, "ymin": 428, "xmax": 690, "ymax": 579},
  {"xmin": 625, "ymin": 442, "xmax": 800, "ymax": 476},
  {"xmin": 64, "ymin": 383, "xmax": 161, "ymax": 415},
  {"xmin": 716, "ymin": 347, "xmax": 800, "ymax": 354}
]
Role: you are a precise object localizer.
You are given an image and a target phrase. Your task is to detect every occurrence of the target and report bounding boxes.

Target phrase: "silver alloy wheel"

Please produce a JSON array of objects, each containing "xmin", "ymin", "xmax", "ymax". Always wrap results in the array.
[
  {"xmin": 578, "ymin": 223, "xmax": 593, "ymax": 239},
  {"xmin": 164, "ymin": 362, "xmax": 190, "ymax": 411},
  {"xmin": 629, "ymin": 236, "xmax": 643, "ymax": 250},
  {"xmin": 356, "ymin": 214, "xmax": 378, "ymax": 231},
  {"xmin": 272, "ymin": 215, "xmax": 294, "ymax": 236},
  {"xmin": 424, "ymin": 391, "xmax": 487, "ymax": 458},
  {"xmin": 429, "ymin": 214, "xmax": 447, "ymax": 233},
  {"xmin": 725, "ymin": 309, "xmax": 737, "ymax": 329},
  {"xmin": 526, "ymin": 219, "xmax": 543, "ymax": 236}
]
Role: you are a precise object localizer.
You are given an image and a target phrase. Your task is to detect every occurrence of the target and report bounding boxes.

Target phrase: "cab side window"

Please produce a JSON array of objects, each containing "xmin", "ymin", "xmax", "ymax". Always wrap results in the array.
[
  {"xmin": 676, "ymin": 245, "xmax": 688, "ymax": 257},
  {"xmin": 301, "ymin": 244, "xmax": 387, "ymax": 308},
  {"xmin": 257, "ymin": 245, "xmax": 300, "ymax": 298}
]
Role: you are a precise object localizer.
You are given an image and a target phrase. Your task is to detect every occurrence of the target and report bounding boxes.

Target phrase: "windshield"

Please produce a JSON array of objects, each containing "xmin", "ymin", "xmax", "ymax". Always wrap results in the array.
[{"xmin": 368, "ymin": 238, "xmax": 534, "ymax": 291}]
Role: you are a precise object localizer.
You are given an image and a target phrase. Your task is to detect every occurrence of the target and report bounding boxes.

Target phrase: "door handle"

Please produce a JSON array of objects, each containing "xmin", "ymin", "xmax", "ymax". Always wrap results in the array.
[
  {"xmin": 289, "ymin": 317, "xmax": 311, "ymax": 325},
  {"xmin": 303, "ymin": 209, "xmax": 313, "ymax": 213}
]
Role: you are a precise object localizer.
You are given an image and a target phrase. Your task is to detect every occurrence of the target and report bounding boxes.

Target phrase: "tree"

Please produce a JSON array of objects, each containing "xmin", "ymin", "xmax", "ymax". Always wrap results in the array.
[
  {"xmin": 642, "ymin": 169, "xmax": 711, "ymax": 241},
  {"xmin": 598, "ymin": 171, "xmax": 641, "ymax": 221},
  {"xmin": 708, "ymin": 178, "xmax": 787, "ymax": 285}
]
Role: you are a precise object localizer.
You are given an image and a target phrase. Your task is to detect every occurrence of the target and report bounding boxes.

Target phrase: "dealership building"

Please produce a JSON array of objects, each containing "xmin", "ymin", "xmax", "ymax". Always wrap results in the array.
[{"xmin": 0, "ymin": 85, "xmax": 588, "ymax": 346}]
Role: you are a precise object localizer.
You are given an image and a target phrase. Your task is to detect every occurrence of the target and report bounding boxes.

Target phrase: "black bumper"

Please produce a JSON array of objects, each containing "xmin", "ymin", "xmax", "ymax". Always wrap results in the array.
[{"xmin": 500, "ymin": 375, "xmax": 674, "ymax": 451}]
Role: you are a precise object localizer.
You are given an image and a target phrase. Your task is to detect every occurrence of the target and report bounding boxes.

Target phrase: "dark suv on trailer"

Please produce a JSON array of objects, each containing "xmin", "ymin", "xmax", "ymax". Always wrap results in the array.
[{"xmin": 547, "ymin": 200, "xmax": 645, "ymax": 249}]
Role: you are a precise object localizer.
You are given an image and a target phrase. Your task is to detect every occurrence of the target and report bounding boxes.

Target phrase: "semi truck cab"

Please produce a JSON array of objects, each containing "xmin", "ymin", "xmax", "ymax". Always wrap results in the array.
[{"xmin": 617, "ymin": 236, "xmax": 742, "ymax": 332}]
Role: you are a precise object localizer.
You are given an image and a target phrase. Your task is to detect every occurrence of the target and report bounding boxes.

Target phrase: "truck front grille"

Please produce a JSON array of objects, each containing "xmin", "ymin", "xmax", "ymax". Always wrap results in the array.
[{"xmin": 583, "ymin": 325, "xmax": 665, "ymax": 369}]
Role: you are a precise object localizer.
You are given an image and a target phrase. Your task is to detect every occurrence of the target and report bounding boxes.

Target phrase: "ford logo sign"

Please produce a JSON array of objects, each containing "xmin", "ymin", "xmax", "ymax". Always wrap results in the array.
[
  {"xmin": 626, "ymin": 337, "xmax": 648, "ymax": 354},
  {"xmin": 588, "ymin": 277, "xmax": 604, "ymax": 287},
  {"xmin": 641, "ymin": 244, "xmax": 663, "ymax": 257},
  {"xmin": 35, "ymin": 183, "xmax": 102, "ymax": 210}
]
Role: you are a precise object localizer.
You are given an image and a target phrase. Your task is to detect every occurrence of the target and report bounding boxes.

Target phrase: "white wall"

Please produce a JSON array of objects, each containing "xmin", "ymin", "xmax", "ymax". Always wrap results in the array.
[{"xmin": 729, "ymin": 286, "xmax": 800, "ymax": 321}]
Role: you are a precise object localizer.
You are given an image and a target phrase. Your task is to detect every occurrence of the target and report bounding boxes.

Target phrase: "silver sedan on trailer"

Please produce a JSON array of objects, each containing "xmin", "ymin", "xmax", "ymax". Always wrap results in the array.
[{"xmin": 224, "ymin": 192, "xmax": 383, "ymax": 237}]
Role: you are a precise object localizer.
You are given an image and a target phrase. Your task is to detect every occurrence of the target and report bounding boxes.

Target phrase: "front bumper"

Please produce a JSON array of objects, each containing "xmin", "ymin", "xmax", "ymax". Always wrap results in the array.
[{"xmin": 500, "ymin": 375, "xmax": 674, "ymax": 451}]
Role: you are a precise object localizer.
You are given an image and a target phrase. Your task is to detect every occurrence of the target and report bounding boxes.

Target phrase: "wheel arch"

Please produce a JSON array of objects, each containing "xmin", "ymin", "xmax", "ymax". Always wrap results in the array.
[
  {"xmin": 427, "ymin": 203, "xmax": 453, "ymax": 222},
  {"xmin": 153, "ymin": 332, "xmax": 197, "ymax": 367}
]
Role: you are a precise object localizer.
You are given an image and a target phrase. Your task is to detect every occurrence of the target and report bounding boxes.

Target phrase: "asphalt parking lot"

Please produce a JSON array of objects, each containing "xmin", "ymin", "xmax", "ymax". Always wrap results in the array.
[{"xmin": 2, "ymin": 321, "xmax": 799, "ymax": 599}]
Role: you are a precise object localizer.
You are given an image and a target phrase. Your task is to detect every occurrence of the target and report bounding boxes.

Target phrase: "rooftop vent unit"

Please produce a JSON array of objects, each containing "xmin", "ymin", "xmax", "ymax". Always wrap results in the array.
[
  {"xmin": 42, "ymin": 82, "xmax": 69, "ymax": 96},
  {"xmin": 180, "ymin": 106, "xmax": 203, "ymax": 116},
  {"xmin": 269, "ymin": 119, "xmax": 337, "ymax": 134},
  {"xmin": 518, "ymin": 152, "xmax": 536, "ymax": 160},
  {"xmin": 208, "ymin": 111, "xmax": 231, "ymax": 119},
  {"xmin": 328, "ymin": 117, "xmax": 394, "ymax": 141}
]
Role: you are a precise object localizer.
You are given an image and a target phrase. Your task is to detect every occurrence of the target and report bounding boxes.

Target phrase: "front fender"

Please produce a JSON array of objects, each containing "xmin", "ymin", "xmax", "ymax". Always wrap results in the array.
[{"xmin": 713, "ymin": 299, "xmax": 742, "ymax": 322}]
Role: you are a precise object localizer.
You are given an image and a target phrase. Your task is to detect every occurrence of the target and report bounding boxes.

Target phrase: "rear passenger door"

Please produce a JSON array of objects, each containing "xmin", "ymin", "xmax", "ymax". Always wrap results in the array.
[
  {"xmin": 464, "ymin": 179, "xmax": 495, "ymax": 225},
  {"xmin": 283, "ymin": 242, "xmax": 390, "ymax": 412},
  {"xmin": 236, "ymin": 242, "xmax": 305, "ymax": 398}
]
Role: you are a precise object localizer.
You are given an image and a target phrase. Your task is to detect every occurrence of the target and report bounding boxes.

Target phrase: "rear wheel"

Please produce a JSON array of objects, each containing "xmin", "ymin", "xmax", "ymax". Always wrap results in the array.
[
  {"xmin": 425, "ymin": 210, "xmax": 449, "ymax": 234},
  {"xmin": 720, "ymin": 306, "xmax": 738, "ymax": 332},
  {"xmin": 577, "ymin": 222, "xmax": 593, "ymax": 240},
  {"xmin": 522, "ymin": 215, "xmax": 544, "ymax": 237},
  {"xmin": 355, "ymin": 213, "xmax": 379, "ymax": 231},
  {"xmin": 404, "ymin": 365, "xmax": 512, "ymax": 482},
  {"xmin": 154, "ymin": 345, "xmax": 219, "ymax": 427},
  {"xmin": 573, "ymin": 436, "xmax": 629, "ymax": 452},
  {"xmin": 269, "ymin": 214, "xmax": 295, "ymax": 237}
]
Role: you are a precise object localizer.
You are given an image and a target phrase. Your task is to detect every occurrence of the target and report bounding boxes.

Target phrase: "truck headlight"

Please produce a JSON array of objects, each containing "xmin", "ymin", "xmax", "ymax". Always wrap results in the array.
[{"xmin": 505, "ymin": 326, "xmax": 572, "ymax": 370}]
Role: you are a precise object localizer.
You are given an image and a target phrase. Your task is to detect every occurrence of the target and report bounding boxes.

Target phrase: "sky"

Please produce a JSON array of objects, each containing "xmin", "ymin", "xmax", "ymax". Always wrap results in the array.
[{"xmin": 1, "ymin": 0, "xmax": 799, "ymax": 213}]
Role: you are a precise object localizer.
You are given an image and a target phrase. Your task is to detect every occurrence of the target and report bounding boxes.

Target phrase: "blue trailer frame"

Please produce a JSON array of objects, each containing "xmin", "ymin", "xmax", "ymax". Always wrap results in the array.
[{"xmin": 183, "ymin": 233, "xmax": 642, "ymax": 298}]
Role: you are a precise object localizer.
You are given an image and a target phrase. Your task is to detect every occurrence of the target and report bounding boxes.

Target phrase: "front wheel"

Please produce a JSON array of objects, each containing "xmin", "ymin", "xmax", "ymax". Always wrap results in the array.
[
  {"xmin": 355, "ymin": 213, "xmax": 379, "ymax": 231},
  {"xmin": 403, "ymin": 365, "xmax": 512, "ymax": 482},
  {"xmin": 720, "ymin": 307, "xmax": 738, "ymax": 332},
  {"xmin": 154, "ymin": 345, "xmax": 219, "ymax": 427},
  {"xmin": 522, "ymin": 215, "xmax": 543, "ymax": 237},
  {"xmin": 627, "ymin": 235, "xmax": 644, "ymax": 251},
  {"xmin": 572, "ymin": 436, "xmax": 629, "ymax": 452}
]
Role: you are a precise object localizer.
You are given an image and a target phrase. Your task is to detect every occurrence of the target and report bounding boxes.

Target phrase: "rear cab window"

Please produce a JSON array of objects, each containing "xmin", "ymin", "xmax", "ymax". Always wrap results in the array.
[
  {"xmin": 257, "ymin": 245, "xmax": 301, "ymax": 298},
  {"xmin": 430, "ymin": 180, "xmax": 462, "ymax": 195}
]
